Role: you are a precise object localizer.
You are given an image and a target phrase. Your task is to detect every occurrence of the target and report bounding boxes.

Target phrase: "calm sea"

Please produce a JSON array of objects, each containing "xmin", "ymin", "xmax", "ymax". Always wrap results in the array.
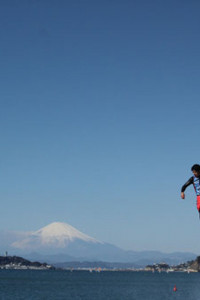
[{"xmin": 0, "ymin": 269, "xmax": 199, "ymax": 299}]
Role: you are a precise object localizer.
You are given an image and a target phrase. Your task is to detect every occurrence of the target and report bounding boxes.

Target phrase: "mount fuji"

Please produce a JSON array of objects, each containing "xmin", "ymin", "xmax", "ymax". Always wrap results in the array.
[
  {"xmin": 0, "ymin": 222, "xmax": 196, "ymax": 266},
  {"xmin": 10, "ymin": 222, "xmax": 129, "ymax": 262},
  {"xmin": 12, "ymin": 222, "xmax": 102, "ymax": 250}
]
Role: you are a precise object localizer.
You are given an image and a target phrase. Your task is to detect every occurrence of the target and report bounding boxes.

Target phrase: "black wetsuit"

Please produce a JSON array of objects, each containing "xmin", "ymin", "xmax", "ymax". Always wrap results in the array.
[
  {"xmin": 181, "ymin": 175, "xmax": 200, "ymax": 212},
  {"xmin": 181, "ymin": 177, "xmax": 194, "ymax": 193},
  {"xmin": 181, "ymin": 176, "xmax": 200, "ymax": 196}
]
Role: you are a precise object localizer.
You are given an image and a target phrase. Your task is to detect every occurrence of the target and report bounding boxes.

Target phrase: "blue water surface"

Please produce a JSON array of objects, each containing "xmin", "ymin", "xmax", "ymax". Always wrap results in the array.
[{"xmin": 0, "ymin": 270, "xmax": 199, "ymax": 299}]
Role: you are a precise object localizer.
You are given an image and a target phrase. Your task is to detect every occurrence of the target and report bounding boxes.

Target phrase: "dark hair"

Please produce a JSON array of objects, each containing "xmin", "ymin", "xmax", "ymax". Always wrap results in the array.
[{"xmin": 191, "ymin": 164, "xmax": 200, "ymax": 172}]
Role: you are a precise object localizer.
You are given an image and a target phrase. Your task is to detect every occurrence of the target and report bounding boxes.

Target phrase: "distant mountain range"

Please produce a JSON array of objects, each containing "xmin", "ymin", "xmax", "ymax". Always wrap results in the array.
[{"xmin": 0, "ymin": 222, "xmax": 196, "ymax": 267}]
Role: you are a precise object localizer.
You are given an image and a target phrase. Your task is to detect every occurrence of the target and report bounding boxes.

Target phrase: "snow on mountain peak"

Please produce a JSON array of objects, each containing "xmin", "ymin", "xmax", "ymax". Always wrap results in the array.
[
  {"xmin": 12, "ymin": 221, "xmax": 101, "ymax": 250},
  {"xmin": 35, "ymin": 222, "xmax": 97, "ymax": 242}
]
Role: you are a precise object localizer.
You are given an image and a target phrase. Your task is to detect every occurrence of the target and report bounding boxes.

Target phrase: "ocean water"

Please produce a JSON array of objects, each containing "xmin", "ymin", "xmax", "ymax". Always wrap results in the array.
[{"xmin": 0, "ymin": 270, "xmax": 200, "ymax": 300}]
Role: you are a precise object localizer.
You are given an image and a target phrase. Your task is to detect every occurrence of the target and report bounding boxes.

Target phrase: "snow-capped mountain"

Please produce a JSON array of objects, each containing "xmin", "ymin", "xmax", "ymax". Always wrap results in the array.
[
  {"xmin": 12, "ymin": 222, "xmax": 101, "ymax": 250},
  {"xmin": 0, "ymin": 221, "xmax": 196, "ymax": 266}
]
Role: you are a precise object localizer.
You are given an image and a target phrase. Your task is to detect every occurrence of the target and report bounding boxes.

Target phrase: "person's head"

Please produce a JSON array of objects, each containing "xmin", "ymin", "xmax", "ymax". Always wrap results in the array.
[{"xmin": 191, "ymin": 164, "xmax": 200, "ymax": 177}]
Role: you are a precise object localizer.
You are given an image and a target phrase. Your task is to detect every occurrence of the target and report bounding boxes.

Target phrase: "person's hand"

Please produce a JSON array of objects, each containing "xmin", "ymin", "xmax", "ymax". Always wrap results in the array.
[{"xmin": 181, "ymin": 192, "xmax": 185, "ymax": 199}]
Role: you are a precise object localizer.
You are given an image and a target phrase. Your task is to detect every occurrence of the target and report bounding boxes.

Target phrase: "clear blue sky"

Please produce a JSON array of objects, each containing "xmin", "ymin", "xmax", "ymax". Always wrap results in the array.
[{"xmin": 1, "ymin": 0, "xmax": 200, "ymax": 253}]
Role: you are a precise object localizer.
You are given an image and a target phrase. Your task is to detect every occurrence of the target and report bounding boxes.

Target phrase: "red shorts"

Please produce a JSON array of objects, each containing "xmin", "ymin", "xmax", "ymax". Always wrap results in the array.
[{"xmin": 197, "ymin": 196, "xmax": 200, "ymax": 211}]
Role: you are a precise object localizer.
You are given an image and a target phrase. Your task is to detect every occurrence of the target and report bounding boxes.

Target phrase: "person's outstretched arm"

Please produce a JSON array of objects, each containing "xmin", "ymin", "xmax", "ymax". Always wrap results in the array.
[{"xmin": 181, "ymin": 177, "xmax": 193, "ymax": 199}]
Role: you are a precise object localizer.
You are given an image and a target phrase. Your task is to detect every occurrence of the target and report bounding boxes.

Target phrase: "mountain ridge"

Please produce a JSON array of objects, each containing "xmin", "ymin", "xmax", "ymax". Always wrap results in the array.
[
  {"xmin": 0, "ymin": 222, "xmax": 196, "ymax": 266},
  {"xmin": 12, "ymin": 222, "xmax": 101, "ymax": 250}
]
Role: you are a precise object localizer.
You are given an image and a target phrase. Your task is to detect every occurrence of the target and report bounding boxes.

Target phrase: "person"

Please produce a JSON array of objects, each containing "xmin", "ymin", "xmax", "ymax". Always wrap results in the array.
[{"xmin": 181, "ymin": 164, "xmax": 200, "ymax": 216}]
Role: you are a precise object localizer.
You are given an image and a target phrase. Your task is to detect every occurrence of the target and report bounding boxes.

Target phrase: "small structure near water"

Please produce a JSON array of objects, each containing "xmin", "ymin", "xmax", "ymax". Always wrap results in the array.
[
  {"xmin": 144, "ymin": 256, "xmax": 200, "ymax": 273},
  {"xmin": 0, "ymin": 256, "xmax": 54, "ymax": 270}
]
